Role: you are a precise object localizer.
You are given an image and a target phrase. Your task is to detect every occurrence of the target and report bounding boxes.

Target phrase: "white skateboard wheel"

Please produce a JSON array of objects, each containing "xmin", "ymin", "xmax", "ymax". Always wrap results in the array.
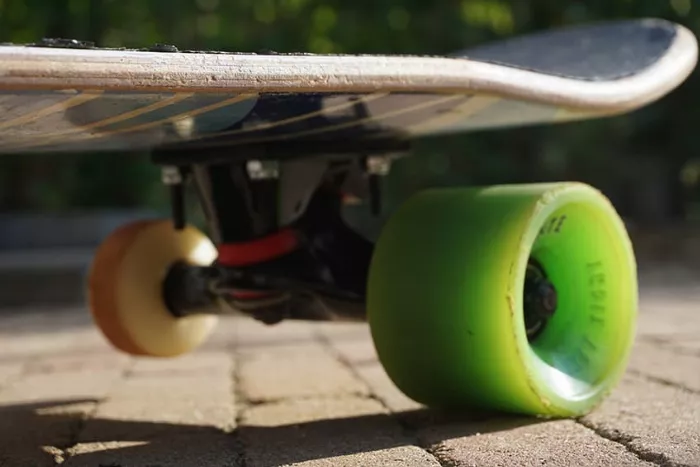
[{"xmin": 88, "ymin": 220, "xmax": 219, "ymax": 357}]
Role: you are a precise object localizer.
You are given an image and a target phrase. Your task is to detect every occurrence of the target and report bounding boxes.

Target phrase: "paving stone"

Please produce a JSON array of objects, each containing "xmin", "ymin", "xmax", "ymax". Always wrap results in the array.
[
  {"xmin": 670, "ymin": 336, "xmax": 700, "ymax": 355},
  {"xmin": 581, "ymin": 373, "xmax": 700, "ymax": 466},
  {"xmin": 419, "ymin": 418, "xmax": 654, "ymax": 467},
  {"xmin": 1, "ymin": 291, "xmax": 698, "ymax": 467},
  {"xmin": 240, "ymin": 396, "xmax": 440, "ymax": 467},
  {"xmin": 628, "ymin": 339, "xmax": 700, "ymax": 393},
  {"xmin": 637, "ymin": 298, "xmax": 700, "ymax": 338},
  {"xmin": 326, "ymin": 337, "xmax": 378, "ymax": 366},
  {"xmin": 65, "ymin": 433, "xmax": 242, "ymax": 467},
  {"xmin": 129, "ymin": 351, "xmax": 232, "ymax": 378},
  {"xmin": 0, "ymin": 400, "xmax": 96, "ymax": 467},
  {"xmin": 0, "ymin": 369, "xmax": 122, "ymax": 405},
  {"xmin": 0, "ymin": 369, "xmax": 123, "ymax": 465},
  {"xmin": 0, "ymin": 362, "xmax": 23, "ymax": 387},
  {"xmin": 23, "ymin": 352, "xmax": 131, "ymax": 376},
  {"xmin": 323, "ymin": 335, "xmax": 425, "ymax": 413},
  {"xmin": 114, "ymin": 371, "xmax": 233, "ymax": 399},
  {"xmin": 315, "ymin": 321, "xmax": 374, "ymax": 342},
  {"xmin": 238, "ymin": 343, "xmax": 368, "ymax": 402},
  {"xmin": 82, "ymin": 397, "xmax": 234, "ymax": 439},
  {"xmin": 0, "ymin": 333, "xmax": 126, "ymax": 465},
  {"xmin": 195, "ymin": 315, "xmax": 246, "ymax": 352},
  {"xmin": 355, "ymin": 362, "xmax": 424, "ymax": 414},
  {"xmin": 0, "ymin": 329, "xmax": 108, "ymax": 362},
  {"xmin": 642, "ymin": 334, "xmax": 700, "ymax": 357},
  {"xmin": 229, "ymin": 316, "xmax": 317, "ymax": 349},
  {"xmin": 0, "ymin": 306, "xmax": 91, "ymax": 332},
  {"xmin": 79, "ymin": 367, "xmax": 236, "ymax": 441}
]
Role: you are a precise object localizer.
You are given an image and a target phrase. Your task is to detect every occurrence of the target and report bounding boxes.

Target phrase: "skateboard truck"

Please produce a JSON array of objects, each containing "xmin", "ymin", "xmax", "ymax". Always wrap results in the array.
[
  {"xmin": 161, "ymin": 166, "xmax": 187, "ymax": 230},
  {"xmin": 152, "ymin": 142, "xmax": 400, "ymax": 324}
]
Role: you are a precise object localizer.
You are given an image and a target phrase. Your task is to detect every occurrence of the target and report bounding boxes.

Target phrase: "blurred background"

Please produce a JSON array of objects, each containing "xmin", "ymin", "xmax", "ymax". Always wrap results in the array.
[{"xmin": 0, "ymin": 0, "xmax": 698, "ymax": 305}]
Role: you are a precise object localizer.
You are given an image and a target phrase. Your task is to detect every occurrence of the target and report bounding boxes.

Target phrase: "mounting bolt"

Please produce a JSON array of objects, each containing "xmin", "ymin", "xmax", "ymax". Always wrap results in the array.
[
  {"xmin": 247, "ymin": 160, "xmax": 279, "ymax": 180},
  {"xmin": 162, "ymin": 166, "xmax": 183, "ymax": 185},
  {"xmin": 366, "ymin": 156, "xmax": 392, "ymax": 176},
  {"xmin": 162, "ymin": 166, "xmax": 186, "ymax": 230}
]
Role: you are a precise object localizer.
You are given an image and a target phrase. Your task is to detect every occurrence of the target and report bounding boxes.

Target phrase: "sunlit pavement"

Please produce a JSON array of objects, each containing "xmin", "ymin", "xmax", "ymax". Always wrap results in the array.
[{"xmin": 0, "ymin": 282, "xmax": 698, "ymax": 467}]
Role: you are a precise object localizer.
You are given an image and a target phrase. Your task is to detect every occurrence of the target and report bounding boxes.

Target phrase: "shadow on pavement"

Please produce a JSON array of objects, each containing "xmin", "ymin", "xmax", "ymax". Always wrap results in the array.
[{"xmin": 0, "ymin": 398, "xmax": 546, "ymax": 466}]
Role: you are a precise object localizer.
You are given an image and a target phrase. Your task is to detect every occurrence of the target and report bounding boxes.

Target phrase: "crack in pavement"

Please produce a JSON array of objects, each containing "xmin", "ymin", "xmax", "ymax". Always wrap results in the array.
[
  {"xmin": 231, "ymin": 350, "xmax": 250, "ymax": 467},
  {"xmin": 49, "ymin": 405, "xmax": 98, "ymax": 466},
  {"xmin": 425, "ymin": 442, "xmax": 463, "ymax": 467},
  {"xmin": 53, "ymin": 359, "xmax": 137, "ymax": 466},
  {"xmin": 314, "ymin": 330, "xmax": 450, "ymax": 467},
  {"xmin": 0, "ymin": 354, "xmax": 41, "ymax": 394},
  {"xmin": 576, "ymin": 418, "xmax": 694, "ymax": 467},
  {"xmin": 639, "ymin": 336, "xmax": 700, "ymax": 359},
  {"xmin": 627, "ymin": 369, "xmax": 700, "ymax": 395}
]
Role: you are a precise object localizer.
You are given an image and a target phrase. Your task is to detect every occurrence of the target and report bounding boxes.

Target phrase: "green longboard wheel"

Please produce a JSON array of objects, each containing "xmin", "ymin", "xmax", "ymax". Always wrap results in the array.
[{"xmin": 367, "ymin": 182, "xmax": 637, "ymax": 417}]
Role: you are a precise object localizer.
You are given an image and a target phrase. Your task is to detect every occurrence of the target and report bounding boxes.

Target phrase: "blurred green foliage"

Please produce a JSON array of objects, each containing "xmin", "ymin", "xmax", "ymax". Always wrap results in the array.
[{"xmin": 0, "ymin": 0, "xmax": 698, "ymax": 224}]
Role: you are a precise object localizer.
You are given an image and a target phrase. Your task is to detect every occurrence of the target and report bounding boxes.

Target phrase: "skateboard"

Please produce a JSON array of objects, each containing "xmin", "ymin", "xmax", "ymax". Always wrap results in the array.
[{"xmin": 0, "ymin": 18, "xmax": 696, "ymax": 418}]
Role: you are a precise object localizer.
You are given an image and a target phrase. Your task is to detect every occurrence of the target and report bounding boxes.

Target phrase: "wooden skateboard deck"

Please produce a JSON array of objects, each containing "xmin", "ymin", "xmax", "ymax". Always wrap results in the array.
[{"xmin": 0, "ymin": 18, "xmax": 695, "ymax": 154}]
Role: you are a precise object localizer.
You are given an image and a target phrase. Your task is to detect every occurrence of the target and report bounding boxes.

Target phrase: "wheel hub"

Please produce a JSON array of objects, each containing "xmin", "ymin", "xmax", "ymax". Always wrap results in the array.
[{"xmin": 523, "ymin": 260, "xmax": 557, "ymax": 340}]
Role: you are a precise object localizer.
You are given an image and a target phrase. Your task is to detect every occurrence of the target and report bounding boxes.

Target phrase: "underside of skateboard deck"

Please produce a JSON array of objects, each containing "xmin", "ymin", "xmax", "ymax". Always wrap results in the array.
[
  {"xmin": 0, "ymin": 18, "xmax": 695, "ymax": 154},
  {"xmin": 5, "ymin": 19, "xmax": 696, "ymax": 419}
]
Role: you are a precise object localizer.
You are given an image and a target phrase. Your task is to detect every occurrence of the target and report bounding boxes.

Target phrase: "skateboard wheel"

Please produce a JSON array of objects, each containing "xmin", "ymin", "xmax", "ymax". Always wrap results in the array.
[
  {"xmin": 367, "ymin": 183, "xmax": 637, "ymax": 417},
  {"xmin": 88, "ymin": 220, "xmax": 219, "ymax": 357}
]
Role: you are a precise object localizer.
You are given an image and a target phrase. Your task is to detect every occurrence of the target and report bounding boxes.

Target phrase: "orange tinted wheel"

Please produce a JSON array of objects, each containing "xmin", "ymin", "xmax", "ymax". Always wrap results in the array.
[{"xmin": 88, "ymin": 220, "xmax": 220, "ymax": 357}]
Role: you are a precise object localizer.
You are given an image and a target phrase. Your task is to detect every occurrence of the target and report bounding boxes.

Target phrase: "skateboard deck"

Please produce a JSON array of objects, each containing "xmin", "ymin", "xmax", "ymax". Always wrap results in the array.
[{"xmin": 0, "ymin": 18, "xmax": 695, "ymax": 154}]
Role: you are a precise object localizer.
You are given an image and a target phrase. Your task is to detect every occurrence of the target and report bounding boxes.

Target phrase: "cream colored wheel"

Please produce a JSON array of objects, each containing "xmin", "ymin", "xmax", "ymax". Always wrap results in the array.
[{"xmin": 88, "ymin": 219, "xmax": 220, "ymax": 357}]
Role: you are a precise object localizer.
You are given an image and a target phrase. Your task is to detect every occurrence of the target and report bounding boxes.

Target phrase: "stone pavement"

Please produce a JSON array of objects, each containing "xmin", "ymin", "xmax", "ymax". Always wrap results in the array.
[{"xmin": 0, "ymin": 286, "xmax": 698, "ymax": 467}]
